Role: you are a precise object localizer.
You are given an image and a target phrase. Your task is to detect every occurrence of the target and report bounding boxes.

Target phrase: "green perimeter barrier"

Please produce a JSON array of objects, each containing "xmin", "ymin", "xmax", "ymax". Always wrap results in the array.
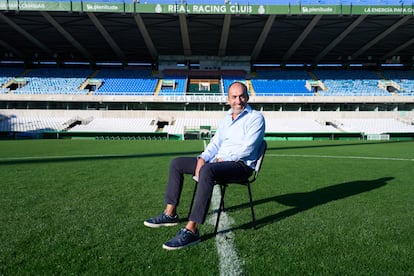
[
  {"xmin": 2, "ymin": 131, "xmax": 413, "ymax": 141},
  {"xmin": 42, "ymin": 131, "xmax": 170, "ymax": 140},
  {"xmin": 388, "ymin": 133, "xmax": 414, "ymax": 141},
  {"xmin": 265, "ymin": 132, "xmax": 363, "ymax": 141}
]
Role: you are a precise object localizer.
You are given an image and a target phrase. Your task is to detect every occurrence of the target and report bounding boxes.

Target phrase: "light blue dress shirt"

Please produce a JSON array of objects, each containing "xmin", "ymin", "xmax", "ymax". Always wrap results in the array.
[{"xmin": 199, "ymin": 104, "xmax": 265, "ymax": 169}]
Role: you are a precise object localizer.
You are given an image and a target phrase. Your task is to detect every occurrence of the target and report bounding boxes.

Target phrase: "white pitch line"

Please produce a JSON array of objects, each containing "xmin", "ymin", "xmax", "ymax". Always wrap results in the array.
[
  {"xmin": 208, "ymin": 186, "xmax": 243, "ymax": 276},
  {"xmin": 202, "ymin": 139, "xmax": 243, "ymax": 275},
  {"xmin": 267, "ymin": 153, "xmax": 414, "ymax": 162}
]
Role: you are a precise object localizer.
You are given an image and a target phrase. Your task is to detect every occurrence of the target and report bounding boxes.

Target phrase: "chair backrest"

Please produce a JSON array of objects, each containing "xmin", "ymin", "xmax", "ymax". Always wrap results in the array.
[{"xmin": 250, "ymin": 140, "xmax": 267, "ymax": 183}]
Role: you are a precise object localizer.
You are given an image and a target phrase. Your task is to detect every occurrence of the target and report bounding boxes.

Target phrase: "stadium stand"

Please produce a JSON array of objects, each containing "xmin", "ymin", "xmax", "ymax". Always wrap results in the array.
[
  {"xmin": 0, "ymin": 114, "xmax": 71, "ymax": 133},
  {"xmin": 0, "ymin": 67, "xmax": 25, "ymax": 93},
  {"xmin": 252, "ymin": 69, "xmax": 314, "ymax": 96},
  {"xmin": 163, "ymin": 117, "xmax": 221, "ymax": 136},
  {"xmin": 5, "ymin": 67, "xmax": 412, "ymax": 98},
  {"xmin": 334, "ymin": 118, "xmax": 414, "ymax": 135},
  {"xmin": 158, "ymin": 73, "xmax": 188, "ymax": 96},
  {"xmin": 187, "ymin": 79, "xmax": 221, "ymax": 95},
  {"xmin": 313, "ymin": 69, "xmax": 391, "ymax": 96},
  {"xmin": 0, "ymin": 1, "xmax": 413, "ymax": 141},
  {"xmin": 380, "ymin": 70, "xmax": 414, "ymax": 96},
  {"xmin": 265, "ymin": 118, "xmax": 339, "ymax": 133},
  {"xmin": 69, "ymin": 117, "xmax": 158, "ymax": 132},
  {"xmin": 11, "ymin": 68, "xmax": 93, "ymax": 95},
  {"xmin": 93, "ymin": 68, "xmax": 157, "ymax": 96},
  {"xmin": 1, "ymin": 109, "xmax": 413, "ymax": 141}
]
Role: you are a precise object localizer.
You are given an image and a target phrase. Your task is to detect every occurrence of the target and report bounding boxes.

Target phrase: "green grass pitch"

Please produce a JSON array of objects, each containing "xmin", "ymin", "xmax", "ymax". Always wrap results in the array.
[{"xmin": 0, "ymin": 139, "xmax": 413, "ymax": 275}]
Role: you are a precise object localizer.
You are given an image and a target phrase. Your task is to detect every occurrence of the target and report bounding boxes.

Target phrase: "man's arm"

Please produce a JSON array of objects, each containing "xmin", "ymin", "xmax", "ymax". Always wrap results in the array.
[{"xmin": 198, "ymin": 116, "xmax": 226, "ymax": 162}]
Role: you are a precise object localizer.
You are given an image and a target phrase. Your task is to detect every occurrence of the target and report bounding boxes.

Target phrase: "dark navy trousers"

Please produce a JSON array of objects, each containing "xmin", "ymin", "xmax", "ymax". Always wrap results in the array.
[{"xmin": 164, "ymin": 157, "xmax": 253, "ymax": 224}]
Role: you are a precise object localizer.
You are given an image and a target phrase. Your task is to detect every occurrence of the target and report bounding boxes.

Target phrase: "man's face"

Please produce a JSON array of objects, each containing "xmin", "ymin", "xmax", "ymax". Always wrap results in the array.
[{"xmin": 228, "ymin": 83, "xmax": 248, "ymax": 116}]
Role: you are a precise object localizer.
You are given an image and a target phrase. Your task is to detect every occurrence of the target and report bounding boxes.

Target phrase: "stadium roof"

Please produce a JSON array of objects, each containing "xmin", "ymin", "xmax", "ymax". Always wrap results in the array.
[{"xmin": 0, "ymin": 1, "xmax": 414, "ymax": 67}]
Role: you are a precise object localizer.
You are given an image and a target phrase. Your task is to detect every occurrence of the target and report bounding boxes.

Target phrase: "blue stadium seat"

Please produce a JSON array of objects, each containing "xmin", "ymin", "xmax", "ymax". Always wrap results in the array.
[
  {"xmin": 381, "ymin": 69, "xmax": 414, "ymax": 96},
  {"xmin": 94, "ymin": 68, "xmax": 157, "ymax": 96},
  {"xmin": 12, "ymin": 68, "xmax": 92, "ymax": 95},
  {"xmin": 313, "ymin": 69, "xmax": 391, "ymax": 96},
  {"xmin": 0, "ymin": 67, "xmax": 25, "ymax": 93},
  {"xmin": 252, "ymin": 69, "xmax": 313, "ymax": 96},
  {"xmin": 158, "ymin": 76, "xmax": 187, "ymax": 96}
]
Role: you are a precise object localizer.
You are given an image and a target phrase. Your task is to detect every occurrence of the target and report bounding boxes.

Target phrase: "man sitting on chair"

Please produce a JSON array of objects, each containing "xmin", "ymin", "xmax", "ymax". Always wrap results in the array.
[{"xmin": 144, "ymin": 81, "xmax": 266, "ymax": 250}]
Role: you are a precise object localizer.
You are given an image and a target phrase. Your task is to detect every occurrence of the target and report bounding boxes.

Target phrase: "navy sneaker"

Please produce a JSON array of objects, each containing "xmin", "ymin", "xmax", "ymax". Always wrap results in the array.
[
  {"xmin": 162, "ymin": 228, "xmax": 201, "ymax": 250},
  {"xmin": 144, "ymin": 213, "xmax": 179, "ymax": 228}
]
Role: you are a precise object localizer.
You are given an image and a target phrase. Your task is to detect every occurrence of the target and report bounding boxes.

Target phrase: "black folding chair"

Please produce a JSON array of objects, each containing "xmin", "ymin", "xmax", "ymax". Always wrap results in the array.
[{"xmin": 189, "ymin": 140, "xmax": 267, "ymax": 234}]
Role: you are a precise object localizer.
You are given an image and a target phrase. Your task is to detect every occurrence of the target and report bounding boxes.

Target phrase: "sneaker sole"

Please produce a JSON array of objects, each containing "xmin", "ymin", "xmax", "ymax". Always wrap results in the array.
[
  {"xmin": 143, "ymin": 221, "xmax": 179, "ymax": 228},
  {"xmin": 162, "ymin": 239, "xmax": 201, "ymax": 250}
]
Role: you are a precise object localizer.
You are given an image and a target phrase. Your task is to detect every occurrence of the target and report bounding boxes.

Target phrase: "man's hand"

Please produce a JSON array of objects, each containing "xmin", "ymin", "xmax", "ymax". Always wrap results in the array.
[{"xmin": 194, "ymin": 157, "xmax": 205, "ymax": 179}]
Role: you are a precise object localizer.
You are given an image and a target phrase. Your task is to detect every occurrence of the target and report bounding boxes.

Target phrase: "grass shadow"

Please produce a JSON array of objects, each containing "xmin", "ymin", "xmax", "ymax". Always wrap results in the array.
[{"xmin": 208, "ymin": 176, "xmax": 393, "ymax": 237}]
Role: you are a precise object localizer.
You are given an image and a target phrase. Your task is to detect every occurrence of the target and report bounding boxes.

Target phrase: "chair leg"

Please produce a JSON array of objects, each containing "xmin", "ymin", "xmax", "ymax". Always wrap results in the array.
[
  {"xmin": 188, "ymin": 180, "xmax": 198, "ymax": 219},
  {"xmin": 247, "ymin": 182, "xmax": 256, "ymax": 229},
  {"xmin": 214, "ymin": 185, "xmax": 226, "ymax": 235}
]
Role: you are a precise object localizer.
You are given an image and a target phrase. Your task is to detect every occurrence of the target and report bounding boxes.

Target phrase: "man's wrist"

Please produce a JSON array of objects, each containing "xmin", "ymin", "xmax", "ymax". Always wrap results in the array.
[{"xmin": 197, "ymin": 156, "xmax": 205, "ymax": 162}]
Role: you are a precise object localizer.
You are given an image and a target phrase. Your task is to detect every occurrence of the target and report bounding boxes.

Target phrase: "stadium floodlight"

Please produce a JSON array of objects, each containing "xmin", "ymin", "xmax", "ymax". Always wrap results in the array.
[
  {"xmin": 253, "ymin": 63, "xmax": 282, "ymax": 67},
  {"xmin": 63, "ymin": 61, "xmax": 92, "ymax": 66},
  {"xmin": 381, "ymin": 63, "xmax": 404, "ymax": 67},
  {"xmin": 316, "ymin": 64, "xmax": 343, "ymax": 67},
  {"xmin": 285, "ymin": 64, "xmax": 306, "ymax": 67},
  {"xmin": 0, "ymin": 60, "xmax": 24, "ymax": 65}
]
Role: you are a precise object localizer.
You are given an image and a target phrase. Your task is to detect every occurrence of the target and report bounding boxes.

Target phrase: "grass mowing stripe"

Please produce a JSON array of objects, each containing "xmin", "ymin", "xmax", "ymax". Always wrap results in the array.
[
  {"xmin": 0, "ymin": 153, "xmax": 140, "ymax": 161},
  {"xmin": 0, "ymin": 151, "xmax": 195, "ymax": 164},
  {"xmin": 208, "ymin": 186, "xmax": 243, "ymax": 276},
  {"xmin": 268, "ymin": 153, "xmax": 414, "ymax": 162}
]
